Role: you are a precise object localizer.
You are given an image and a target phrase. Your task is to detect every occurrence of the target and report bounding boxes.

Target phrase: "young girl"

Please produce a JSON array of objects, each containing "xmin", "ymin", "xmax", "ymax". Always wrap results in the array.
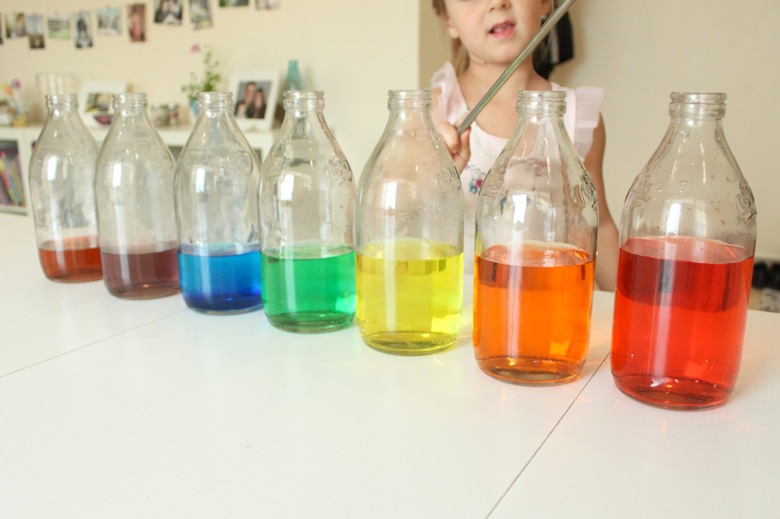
[{"xmin": 432, "ymin": 0, "xmax": 618, "ymax": 291}]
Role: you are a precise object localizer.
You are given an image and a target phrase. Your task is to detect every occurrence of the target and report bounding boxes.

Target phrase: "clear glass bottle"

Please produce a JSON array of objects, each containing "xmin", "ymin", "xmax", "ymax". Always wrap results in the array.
[
  {"xmin": 29, "ymin": 93, "xmax": 102, "ymax": 282},
  {"xmin": 174, "ymin": 91, "xmax": 263, "ymax": 314},
  {"xmin": 474, "ymin": 91, "xmax": 598, "ymax": 385},
  {"xmin": 355, "ymin": 89, "xmax": 464, "ymax": 355},
  {"xmin": 95, "ymin": 93, "xmax": 180, "ymax": 299},
  {"xmin": 611, "ymin": 92, "xmax": 757, "ymax": 409},
  {"xmin": 259, "ymin": 91, "xmax": 356, "ymax": 332}
]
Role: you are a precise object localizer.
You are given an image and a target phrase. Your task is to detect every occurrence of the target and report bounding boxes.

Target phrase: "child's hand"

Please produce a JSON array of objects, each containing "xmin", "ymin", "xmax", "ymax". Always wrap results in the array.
[{"xmin": 436, "ymin": 120, "xmax": 471, "ymax": 174}]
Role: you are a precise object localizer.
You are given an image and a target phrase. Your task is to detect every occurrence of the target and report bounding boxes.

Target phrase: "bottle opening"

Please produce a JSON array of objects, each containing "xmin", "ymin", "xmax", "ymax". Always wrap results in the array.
[
  {"xmin": 283, "ymin": 90, "xmax": 324, "ymax": 111},
  {"xmin": 387, "ymin": 89, "xmax": 431, "ymax": 110},
  {"xmin": 669, "ymin": 92, "xmax": 726, "ymax": 118},
  {"xmin": 45, "ymin": 93, "xmax": 79, "ymax": 110},
  {"xmin": 197, "ymin": 91, "xmax": 233, "ymax": 111},
  {"xmin": 516, "ymin": 90, "xmax": 566, "ymax": 115}
]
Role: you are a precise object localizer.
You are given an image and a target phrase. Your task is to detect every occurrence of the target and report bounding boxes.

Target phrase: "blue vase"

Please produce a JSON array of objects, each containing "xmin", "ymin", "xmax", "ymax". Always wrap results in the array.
[{"xmin": 190, "ymin": 98, "xmax": 199, "ymax": 119}]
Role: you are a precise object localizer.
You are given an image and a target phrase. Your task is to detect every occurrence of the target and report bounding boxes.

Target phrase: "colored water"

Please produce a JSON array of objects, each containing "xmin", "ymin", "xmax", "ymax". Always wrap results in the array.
[
  {"xmin": 179, "ymin": 248, "xmax": 262, "ymax": 314},
  {"xmin": 38, "ymin": 236, "xmax": 102, "ymax": 282},
  {"xmin": 101, "ymin": 245, "xmax": 180, "ymax": 299},
  {"xmin": 474, "ymin": 243, "xmax": 594, "ymax": 385},
  {"xmin": 261, "ymin": 248, "xmax": 355, "ymax": 332},
  {"xmin": 611, "ymin": 236, "xmax": 753, "ymax": 409},
  {"xmin": 356, "ymin": 239, "xmax": 463, "ymax": 355}
]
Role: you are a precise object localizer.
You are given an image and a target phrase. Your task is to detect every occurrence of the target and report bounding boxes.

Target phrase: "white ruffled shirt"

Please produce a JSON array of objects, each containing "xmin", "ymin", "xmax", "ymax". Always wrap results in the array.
[{"xmin": 430, "ymin": 62, "xmax": 604, "ymax": 273}]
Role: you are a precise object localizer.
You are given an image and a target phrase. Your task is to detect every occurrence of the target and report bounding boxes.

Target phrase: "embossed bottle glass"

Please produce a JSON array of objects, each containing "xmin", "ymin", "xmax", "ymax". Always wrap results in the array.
[
  {"xmin": 175, "ymin": 91, "xmax": 263, "ymax": 314},
  {"xmin": 474, "ymin": 91, "xmax": 598, "ymax": 385},
  {"xmin": 355, "ymin": 90, "xmax": 464, "ymax": 355},
  {"xmin": 29, "ymin": 94, "xmax": 102, "ymax": 282},
  {"xmin": 95, "ymin": 93, "xmax": 180, "ymax": 299},
  {"xmin": 612, "ymin": 92, "xmax": 757, "ymax": 409},
  {"xmin": 259, "ymin": 91, "xmax": 356, "ymax": 332}
]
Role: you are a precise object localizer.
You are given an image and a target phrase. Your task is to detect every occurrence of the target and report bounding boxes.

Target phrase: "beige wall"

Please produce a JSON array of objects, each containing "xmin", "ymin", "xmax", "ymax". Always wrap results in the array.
[
  {"xmin": 4, "ymin": 0, "xmax": 778, "ymax": 258},
  {"xmin": 551, "ymin": 0, "xmax": 780, "ymax": 259},
  {"xmin": 0, "ymin": 0, "xmax": 425, "ymax": 180}
]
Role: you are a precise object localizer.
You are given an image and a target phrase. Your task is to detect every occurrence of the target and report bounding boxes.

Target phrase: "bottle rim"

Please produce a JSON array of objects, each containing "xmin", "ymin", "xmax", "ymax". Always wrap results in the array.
[
  {"xmin": 516, "ymin": 90, "xmax": 567, "ymax": 114},
  {"xmin": 112, "ymin": 92, "xmax": 148, "ymax": 110},
  {"xmin": 45, "ymin": 93, "xmax": 79, "ymax": 108},
  {"xmin": 197, "ymin": 91, "xmax": 234, "ymax": 109},
  {"xmin": 669, "ymin": 92, "xmax": 726, "ymax": 118}
]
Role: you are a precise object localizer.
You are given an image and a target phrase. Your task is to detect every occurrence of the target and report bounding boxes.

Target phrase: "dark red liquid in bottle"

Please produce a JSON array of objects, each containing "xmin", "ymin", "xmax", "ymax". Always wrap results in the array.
[
  {"xmin": 38, "ymin": 237, "xmax": 103, "ymax": 282},
  {"xmin": 101, "ymin": 246, "xmax": 180, "ymax": 299},
  {"xmin": 611, "ymin": 236, "xmax": 753, "ymax": 409}
]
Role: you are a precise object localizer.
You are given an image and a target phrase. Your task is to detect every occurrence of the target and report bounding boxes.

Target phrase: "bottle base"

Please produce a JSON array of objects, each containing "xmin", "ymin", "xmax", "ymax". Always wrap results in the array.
[
  {"xmin": 266, "ymin": 312, "xmax": 354, "ymax": 334},
  {"xmin": 107, "ymin": 282, "xmax": 181, "ymax": 300},
  {"xmin": 44, "ymin": 270, "xmax": 103, "ymax": 283},
  {"xmin": 477, "ymin": 356, "xmax": 584, "ymax": 386},
  {"xmin": 187, "ymin": 303, "xmax": 263, "ymax": 316},
  {"xmin": 613, "ymin": 374, "xmax": 732, "ymax": 410},
  {"xmin": 361, "ymin": 331, "xmax": 456, "ymax": 356}
]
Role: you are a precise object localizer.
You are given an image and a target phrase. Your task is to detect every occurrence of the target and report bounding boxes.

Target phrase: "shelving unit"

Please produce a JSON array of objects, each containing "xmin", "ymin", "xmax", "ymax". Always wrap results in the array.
[{"xmin": 0, "ymin": 124, "xmax": 276, "ymax": 216}]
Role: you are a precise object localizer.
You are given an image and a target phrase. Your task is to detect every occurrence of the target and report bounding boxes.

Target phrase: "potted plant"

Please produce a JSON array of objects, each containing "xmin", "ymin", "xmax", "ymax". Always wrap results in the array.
[{"xmin": 181, "ymin": 44, "xmax": 222, "ymax": 117}]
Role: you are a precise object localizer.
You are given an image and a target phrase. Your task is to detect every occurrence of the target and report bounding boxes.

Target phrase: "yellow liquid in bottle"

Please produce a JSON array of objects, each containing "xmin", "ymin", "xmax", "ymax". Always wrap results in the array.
[{"xmin": 356, "ymin": 238, "xmax": 463, "ymax": 355}]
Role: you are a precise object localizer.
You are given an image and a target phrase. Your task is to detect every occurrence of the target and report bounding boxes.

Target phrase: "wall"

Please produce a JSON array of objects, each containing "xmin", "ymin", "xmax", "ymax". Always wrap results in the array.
[
  {"xmin": 5, "ymin": 1, "xmax": 777, "ymax": 259},
  {"xmin": 0, "ymin": 0, "xmax": 428, "ymax": 179},
  {"xmin": 551, "ymin": 0, "xmax": 780, "ymax": 259}
]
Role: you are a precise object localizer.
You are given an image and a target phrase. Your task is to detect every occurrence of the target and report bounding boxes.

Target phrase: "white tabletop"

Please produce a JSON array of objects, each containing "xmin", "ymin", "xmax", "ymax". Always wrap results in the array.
[{"xmin": 1, "ymin": 214, "xmax": 778, "ymax": 517}]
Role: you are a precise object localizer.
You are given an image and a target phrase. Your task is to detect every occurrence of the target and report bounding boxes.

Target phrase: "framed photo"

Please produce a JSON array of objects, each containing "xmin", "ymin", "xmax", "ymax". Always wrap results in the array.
[
  {"xmin": 79, "ymin": 80, "xmax": 127, "ymax": 127},
  {"xmin": 229, "ymin": 70, "xmax": 280, "ymax": 131}
]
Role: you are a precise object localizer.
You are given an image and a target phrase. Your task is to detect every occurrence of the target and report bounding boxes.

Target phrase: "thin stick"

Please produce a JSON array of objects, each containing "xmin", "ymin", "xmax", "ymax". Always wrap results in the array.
[{"xmin": 456, "ymin": 0, "xmax": 577, "ymax": 135}]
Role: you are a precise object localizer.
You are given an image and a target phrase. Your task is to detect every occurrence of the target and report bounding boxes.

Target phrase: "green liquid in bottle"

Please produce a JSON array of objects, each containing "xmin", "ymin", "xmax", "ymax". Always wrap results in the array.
[{"xmin": 261, "ymin": 247, "xmax": 356, "ymax": 333}]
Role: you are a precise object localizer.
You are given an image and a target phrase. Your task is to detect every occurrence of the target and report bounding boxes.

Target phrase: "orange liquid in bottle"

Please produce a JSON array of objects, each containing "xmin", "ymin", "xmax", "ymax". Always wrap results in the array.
[
  {"xmin": 38, "ymin": 236, "xmax": 103, "ymax": 282},
  {"xmin": 473, "ymin": 243, "xmax": 594, "ymax": 385}
]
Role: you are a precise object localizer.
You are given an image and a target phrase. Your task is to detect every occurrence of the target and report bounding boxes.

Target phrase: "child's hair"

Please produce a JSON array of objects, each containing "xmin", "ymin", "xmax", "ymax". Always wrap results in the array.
[{"xmin": 432, "ymin": 0, "xmax": 470, "ymax": 75}]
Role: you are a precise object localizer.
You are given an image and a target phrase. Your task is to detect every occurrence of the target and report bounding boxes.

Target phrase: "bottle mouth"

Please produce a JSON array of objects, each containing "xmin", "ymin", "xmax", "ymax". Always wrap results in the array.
[
  {"xmin": 516, "ymin": 90, "xmax": 567, "ymax": 115},
  {"xmin": 669, "ymin": 92, "xmax": 726, "ymax": 118},
  {"xmin": 283, "ymin": 90, "xmax": 324, "ymax": 110},
  {"xmin": 197, "ymin": 91, "xmax": 233, "ymax": 110},
  {"xmin": 387, "ymin": 89, "xmax": 431, "ymax": 110},
  {"xmin": 112, "ymin": 92, "xmax": 148, "ymax": 111},
  {"xmin": 45, "ymin": 93, "xmax": 79, "ymax": 109}
]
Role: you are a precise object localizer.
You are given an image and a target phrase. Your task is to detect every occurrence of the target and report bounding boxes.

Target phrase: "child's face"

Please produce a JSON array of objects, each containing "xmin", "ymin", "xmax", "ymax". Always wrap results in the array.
[{"xmin": 443, "ymin": 0, "xmax": 551, "ymax": 67}]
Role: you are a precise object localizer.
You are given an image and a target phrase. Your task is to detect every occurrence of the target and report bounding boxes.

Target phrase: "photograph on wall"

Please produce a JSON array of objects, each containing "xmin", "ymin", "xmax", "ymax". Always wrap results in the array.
[
  {"xmin": 188, "ymin": 0, "xmax": 213, "ymax": 29},
  {"xmin": 26, "ymin": 14, "xmax": 44, "ymax": 49},
  {"xmin": 6, "ymin": 13, "xmax": 27, "ymax": 39},
  {"xmin": 73, "ymin": 11, "xmax": 93, "ymax": 49},
  {"xmin": 255, "ymin": 0, "xmax": 279, "ymax": 9},
  {"xmin": 229, "ymin": 70, "xmax": 280, "ymax": 131},
  {"xmin": 96, "ymin": 7, "xmax": 122, "ymax": 36},
  {"xmin": 219, "ymin": 0, "xmax": 249, "ymax": 7},
  {"xmin": 154, "ymin": 0, "xmax": 183, "ymax": 25},
  {"xmin": 46, "ymin": 14, "xmax": 71, "ymax": 40},
  {"xmin": 128, "ymin": 4, "xmax": 147, "ymax": 42}
]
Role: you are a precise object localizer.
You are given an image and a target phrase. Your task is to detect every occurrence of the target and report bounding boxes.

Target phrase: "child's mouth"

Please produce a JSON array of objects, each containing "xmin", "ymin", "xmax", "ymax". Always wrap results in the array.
[{"xmin": 489, "ymin": 21, "xmax": 515, "ymax": 37}]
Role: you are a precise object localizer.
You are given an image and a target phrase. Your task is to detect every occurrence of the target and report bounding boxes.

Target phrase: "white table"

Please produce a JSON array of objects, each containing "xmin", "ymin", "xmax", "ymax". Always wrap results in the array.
[{"xmin": 1, "ymin": 214, "xmax": 778, "ymax": 518}]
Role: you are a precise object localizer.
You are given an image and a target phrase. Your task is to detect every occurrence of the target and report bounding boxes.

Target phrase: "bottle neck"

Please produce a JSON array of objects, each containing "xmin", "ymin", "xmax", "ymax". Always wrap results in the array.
[
  {"xmin": 197, "ymin": 91, "xmax": 233, "ymax": 117},
  {"xmin": 113, "ymin": 93, "xmax": 148, "ymax": 117},
  {"xmin": 385, "ymin": 90, "xmax": 434, "ymax": 131},
  {"xmin": 45, "ymin": 93, "xmax": 80, "ymax": 117},
  {"xmin": 516, "ymin": 90, "xmax": 567, "ymax": 124}
]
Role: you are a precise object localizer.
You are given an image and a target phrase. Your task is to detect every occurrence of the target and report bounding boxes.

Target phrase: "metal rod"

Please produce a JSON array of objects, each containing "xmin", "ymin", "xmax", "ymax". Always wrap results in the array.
[{"xmin": 456, "ymin": 0, "xmax": 577, "ymax": 135}]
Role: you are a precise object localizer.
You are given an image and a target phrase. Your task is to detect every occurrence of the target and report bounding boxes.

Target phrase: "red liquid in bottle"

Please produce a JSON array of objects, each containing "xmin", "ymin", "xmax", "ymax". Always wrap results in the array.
[
  {"xmin": 611, "ymin": 236, "xmax": 753, "ymax": 409},
  {"xmin": 474, "ymin": 243, "xmax": 594, "ymax": 385},
  {"xmin": 38, "ymin": 237, "xmax": 103, "ymax": 282},
  {"xmin": 101, "ymin": 246, "xmax": 180, "ymax": 299}
]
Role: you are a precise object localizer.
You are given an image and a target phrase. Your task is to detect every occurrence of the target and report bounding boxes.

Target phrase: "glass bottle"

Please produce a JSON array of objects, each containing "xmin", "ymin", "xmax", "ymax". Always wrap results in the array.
[
  {"xmin": 29, "ymin": 93, "xmax": 102, "ymax": 282},
  {"xmin": 259, "ymin": 91, "xmax": 356, "ymax": 332},
  {"xmin": 175, "ymin": 91, "xmax": 263, "ymax": 314},
  {"xmin": 611, "ymin": 92, "xmax": 757, "ymax": 409},
  {"xmin": 95, "ymin": 93, "xmax": 180, "ymax": 299},
  {"xmin": 355, "ymin": 90, "xmax": 464, "ymax": 355},
  {"xmin": 474, "ymin": 91, "xmax": 598, "ymax": 385}
]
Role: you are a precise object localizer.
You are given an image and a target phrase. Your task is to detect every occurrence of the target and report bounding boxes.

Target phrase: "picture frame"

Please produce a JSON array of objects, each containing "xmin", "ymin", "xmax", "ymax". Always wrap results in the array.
[
  {"xmin": 229, "ymin": 70, "xmax": 280, "ymax": 131},
  {"xmin": 78, "ymin": 80, "xmax": 127, "ymax": 127}
]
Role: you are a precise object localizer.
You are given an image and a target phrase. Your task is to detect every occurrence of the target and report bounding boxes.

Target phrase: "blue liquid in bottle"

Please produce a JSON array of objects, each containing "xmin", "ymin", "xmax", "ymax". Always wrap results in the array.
[{"xmin": 178, "ymin": 245, "xmax": 263, "ymax": 314}]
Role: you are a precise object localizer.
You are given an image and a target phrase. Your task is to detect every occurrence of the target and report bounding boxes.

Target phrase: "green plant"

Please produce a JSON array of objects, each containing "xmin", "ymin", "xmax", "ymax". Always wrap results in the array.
[{"xmin": 181, "ymin": 44, "xmax": 222, "ymax": 103}]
